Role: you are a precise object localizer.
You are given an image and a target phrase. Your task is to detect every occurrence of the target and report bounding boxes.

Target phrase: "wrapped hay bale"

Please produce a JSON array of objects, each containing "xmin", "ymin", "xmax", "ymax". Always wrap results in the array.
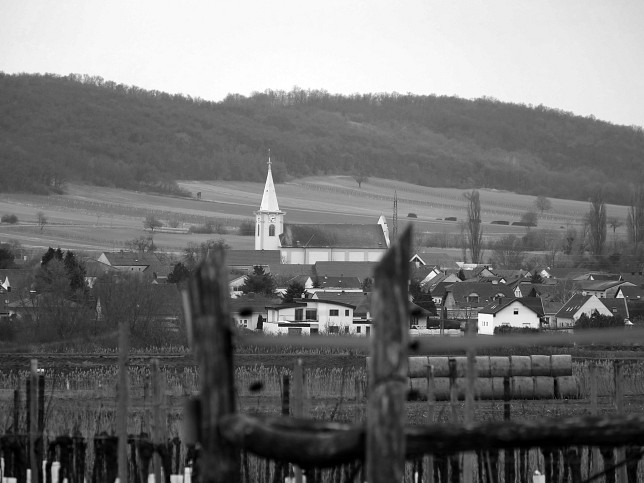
[
  {"xmin": 530, "ymin": 355, "xmax": 551, "ymax": 376},
  {"xmin": 533, "ymin": 376, "xmax": 555, "ymax": 399},
  {"xmin": 490, "ymin": 356, "xmax": 511, "ymax": 377},
  {"xmin": 491, "ymin": 377, "xmax": 507, "ymax": 399},
  {"xmin": 555, "ymin": 376, "xmax": 581, "ymax": 399},
  {"xmin": 512, "ymin": 376, "xmax": 535, "ymax": 399},
  {"xmin": 510, "ymin": 356, "xmax": 532, "ymax": 376},
  {"xmin": 475, "ymin": 356, "xmax": 491, "ymax": 378},
  {"xmin": 409, "ymin": 377, "xmax": 452, "ymax": 401},
  {"xmin": 426, "ymin": 357, "xmax": 451, "ymax": 377},
  {"xmin": 408, "ymin": 356, "xmax": 431, "ymax": 378},
  {"xmin": 551, "ymin": 355, "xmax": 573, "ymax": 377},
  {"xmin": 475, "ymin": 378, "xmax": 495, "ymax": 400}
]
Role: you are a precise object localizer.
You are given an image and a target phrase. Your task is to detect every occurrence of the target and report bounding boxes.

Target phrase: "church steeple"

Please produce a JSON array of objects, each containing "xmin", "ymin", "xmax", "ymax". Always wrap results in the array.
[
  {"xmin": 255, "ymin": 150, "xmax": 285, "ymax": 251},
  {"xmin": 260, "ymin": 151, "xmax": 280, "ymax": 212}
]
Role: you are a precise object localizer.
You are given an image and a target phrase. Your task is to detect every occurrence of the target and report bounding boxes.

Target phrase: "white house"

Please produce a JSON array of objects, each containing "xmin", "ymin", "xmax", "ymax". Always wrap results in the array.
[
  {"xmin": 263, "ymin": 299, "xmax": 356, "ymax": 335},
  {"xmin": 554, "ymin": 294, "xmax": 613, "ymax": 329},
  {"xmin": 477, "ymin": 297, "xmax": 543, "ymax": 335}
]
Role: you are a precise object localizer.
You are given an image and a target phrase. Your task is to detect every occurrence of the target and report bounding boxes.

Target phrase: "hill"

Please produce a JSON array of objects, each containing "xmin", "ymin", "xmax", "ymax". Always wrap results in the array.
[{"xmin": 1, "ymin": 72, "xmax": 643, "ymax": 204}]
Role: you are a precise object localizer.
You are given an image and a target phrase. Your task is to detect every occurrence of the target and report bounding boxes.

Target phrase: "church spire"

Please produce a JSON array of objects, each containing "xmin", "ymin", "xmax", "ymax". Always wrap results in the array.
[{"xmin": 260, "ymin": 150, "xmax": 280, "ymax": 212}]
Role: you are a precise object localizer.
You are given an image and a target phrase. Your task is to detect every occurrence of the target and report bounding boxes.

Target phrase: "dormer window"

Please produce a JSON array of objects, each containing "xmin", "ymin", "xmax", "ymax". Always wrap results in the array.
[{"xmin": 466, "ymin": 293, "xmax": 479, "ymax": 303}]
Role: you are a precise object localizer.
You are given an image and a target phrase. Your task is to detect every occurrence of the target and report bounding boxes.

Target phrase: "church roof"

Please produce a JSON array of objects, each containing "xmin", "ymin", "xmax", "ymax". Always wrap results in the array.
[
  {"xmin": 259, "ymin": 163, "xmax": 281, "ymax": 212},
  {"xmin": 226, "ymin": 250, "xmax": 281, "ymax": 268},
  {"xmin": 280, "ymin": 224, "xmax": 387, "ymax": 249}
]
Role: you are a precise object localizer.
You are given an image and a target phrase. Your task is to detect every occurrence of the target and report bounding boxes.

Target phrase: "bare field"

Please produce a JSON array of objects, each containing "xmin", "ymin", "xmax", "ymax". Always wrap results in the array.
[{"xmin": 0, "ymin": 176, "xmax": 631, "ymax": 253}]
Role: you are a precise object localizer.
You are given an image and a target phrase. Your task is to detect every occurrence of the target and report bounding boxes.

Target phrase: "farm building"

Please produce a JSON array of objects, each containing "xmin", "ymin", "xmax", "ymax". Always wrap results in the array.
[{"xmin": 477, "ymin": 297, "xmax": 543, "ymax": 335}]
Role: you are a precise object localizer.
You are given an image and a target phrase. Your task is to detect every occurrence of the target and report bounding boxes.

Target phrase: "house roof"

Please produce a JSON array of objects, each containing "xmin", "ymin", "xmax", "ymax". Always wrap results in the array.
[
  {"xmin": 588, "ymin": 272, "xmax": 622, "ymax": 281},
  {"xmin": 280, "ymin": 224, "xmax": 387, "ymax": 249},
  {"xmin": 600, "ymin": 298, "xmax": 629, "ymax": 321},
  {"xmin": 617, "ymin": 285, "xmax": 644, "ymax": 299},
  {"xmin": 620, "ymin": 273, "xmax": 644, "ymax": 287},
  {"xmin": 270, "ymin": 264, "xmax": 315, "ymax": 278},
  {"xmin": 259, "ymin": 163, "xmax": 281, "ymax": 212},
  {"xmin": 314, "ymin": 261, "xmax": 378, "ymax": 281},
  {"xmin": 556, "ymin": 294, "xmax": 593, "ymax": 318},
  {"xmin": 478, "ymin": 297, "xmax": 543, "ymax": 316},
  {"xmin": 447, "ymin": 282, "xmax": 514, "ymax": 308},
  {"xmin": 316, "ymin": 276, "xmax": 362, "ymax": 290},
  {"xmin": 311, "ymin": 291, "xmax": 367, "ymax": 308},
  {"xmin": 101, "ymin": 252, "xmax": 156, "ymax": 267},
  {"xmin": 411, "ymin": 251, "xmax": 458, "ymax": 269},
  {"xmin": 576, "ymin": 279, "xmax": 632, "ymax": 292},
  {"xmin": 230, "ymin": 295, "xmax": 282, "ymax": 315},
  {"xmin": 547, "ymin": 268, "xmax": 590, "ymax": 280},
  {"xmin": 226, "ymin": 250, "xmax": 282, "ymax": 268},
  {"xmin": 543, "ymin": 300, "xmax": 564, "ymax": 315}
]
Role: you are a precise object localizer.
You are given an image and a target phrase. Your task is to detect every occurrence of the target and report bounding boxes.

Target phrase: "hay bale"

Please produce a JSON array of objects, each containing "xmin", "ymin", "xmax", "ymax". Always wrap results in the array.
[
  {"xmin": 410, "ymin": 377, "xmax": 452, "ymax": 401},
  {"xmin": 512, "ymin": 376, "xmax": 535, "ymax": 399},
  {"xmin": 510, "ymin": 356, "xmax": 532, "ymax": 376},
  {"xmin": 551, "ymin": 355, "xmax": 573, "ymax": 377},
  {"xmin": 408, "ymin": 356, "xmax": 431, "ymax": 378},
  {"xmin": 530, "ymin": 355, "xmax": 551, "ymax": 376},
  {"xmin": 475, "ymin": 378, "xmax": 495, "ymax": 399},
  {"xmin": 533, "ymin": 376, "xmax": 555, "ymax": 399},
  {"xmin": 475, "ymin": 356, "xmax": 491, "ymax": 378},
  {"xmin": 427, "ymin": 357, "xmax": 451, "ymax": 377},
  {"xmin": 491, "ymin": 377, "xmax": 507, "ymax": 399},
  {"xmin": 555, "ymin": 376, "xmax": 581, "ymax": 399},
  {"xmin": 490, "ymin": 357, "xmax": 511, "ymax": 377}
]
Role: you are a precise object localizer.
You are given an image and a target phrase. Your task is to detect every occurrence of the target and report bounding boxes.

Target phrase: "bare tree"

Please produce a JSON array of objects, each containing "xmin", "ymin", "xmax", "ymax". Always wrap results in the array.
[
  {"xmin": 489, "ymin": 235, "xmax": 526, "ymax": 269},
  {"xmin": 534, "ymin": 195, "xmax": 552, "ymax": 217},
  {"xmin": 464, "ymin": 190, "xmax": 483, "ymax": 264},
  {"xmin": 588, "ymin": 187, "xmax": 607, "ymax": 257},
  {"xmin": 627, "ymin": 185, "xmax": 644, "ymax": 252},
  {"xmin": 36, "ymin": 211, "xmax": 48, "ymax": 232}
]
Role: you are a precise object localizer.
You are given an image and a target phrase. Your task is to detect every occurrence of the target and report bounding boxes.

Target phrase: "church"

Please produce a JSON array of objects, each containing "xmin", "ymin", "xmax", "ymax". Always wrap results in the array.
[{"xmin": 254, "ymin": 160, "xmax": 391, "ymax": 264}]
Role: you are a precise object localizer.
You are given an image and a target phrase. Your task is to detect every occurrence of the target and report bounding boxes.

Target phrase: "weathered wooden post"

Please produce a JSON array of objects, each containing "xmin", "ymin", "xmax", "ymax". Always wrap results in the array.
[
  {"xmin": 29, "ymin": 359, "xmax": 39, "ymax": 483},
  {"xmin": 366, "ymin": 226, "xmax": 411, "ymax": 483},
  {"xmin": 117, "ymin": 319, "xmax": 129, "ymax": 483},
  {"xmin": 184, "ymin": 247, "xmax": 240, "ymax": 482},
  {"xmin": 424, "ymin": 365, "xmax": 435, "ymax": 483},
  {"xmin": 614, "ymin": 360, "xmax": 627, "ymax": 483}
]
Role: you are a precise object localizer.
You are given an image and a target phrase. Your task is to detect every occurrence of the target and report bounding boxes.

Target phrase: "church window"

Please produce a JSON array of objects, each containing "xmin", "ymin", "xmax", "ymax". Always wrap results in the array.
[
  {"xmin": 269, "ymin": 224, "xmax": 276, "ymax": 236},
  {"xmin": 257, "ymin": 224, "xmax": 259, "ymax": 236}
]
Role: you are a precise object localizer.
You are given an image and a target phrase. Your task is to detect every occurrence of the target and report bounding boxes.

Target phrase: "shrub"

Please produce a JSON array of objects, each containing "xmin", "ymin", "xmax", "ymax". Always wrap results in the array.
[
  {"xmin": 494, "ymin": 325, "xmax": 540, "ymax": 335},
  {"xmin": 1, "ymin": 214, "xmax": 18, "ymax": 224},
  {"xmin": 238, "ymin": 219, "xmax": 255, "ymax": 236}
]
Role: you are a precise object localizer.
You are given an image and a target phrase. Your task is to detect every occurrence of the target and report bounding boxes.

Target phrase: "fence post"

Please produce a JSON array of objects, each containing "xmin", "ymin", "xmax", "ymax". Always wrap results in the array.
[
  {"xmin": 29, "ymin": 359, "xmax": 39, "ymax": 483},
  {"xmin": 151, "ymin": 359, "xmax": 165, "ymax": 483},
  {"xmin": 117, "ymin": 319, "xmax": 129, "ymax": 483},
  {"xmin": 366, "ymin": 226, "xmax": 411, "ymax": 483},
  {"xmin": 590, "ymin": 363, "xmax": 600, "ymax": 478},
  {"xmin": 424, "ymin": 365, "xmax": 435, "ymax": 483},
  {"xmin": 184, "ymin": 248, "xmax": 240, "ymax": 482},
  {"xmin": 614, "ymin": 361, "xmax": 626, "ymax": 483}
]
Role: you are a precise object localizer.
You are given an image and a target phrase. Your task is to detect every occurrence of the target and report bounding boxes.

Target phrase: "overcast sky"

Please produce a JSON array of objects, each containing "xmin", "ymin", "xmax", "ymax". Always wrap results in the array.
[{"xmin": 2, "ymin": 0, "xmax": 643, "ymax": 127}]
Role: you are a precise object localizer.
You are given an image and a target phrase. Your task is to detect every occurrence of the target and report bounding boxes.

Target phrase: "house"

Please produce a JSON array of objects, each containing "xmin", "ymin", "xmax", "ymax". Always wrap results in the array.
[
  {"xmin": 554, "ymin": 294, "xmax": 613, "ymax": 329},
  {"xmin": 226, "ymin": 250, "xmax": 282, "ymax": 271},
  {"xmin": 230, "ymin": 295, "xmax": 281, "ymax": 330},
  {"xmin": 263, "ymin": 298, "xmax": 357, "ymax": 335},
  {"xmin": 599, "ymin": 298, "xmax": 629, "ymax": 322},
  {"xmin": 409, "ymin": 251, "xmax": 458, "ymax": 270},
  {"xmin": 254, "ymin": 161, "xmax": 390, "ymax": 264},
  {"xmin": 97, "ymin": 251, "xmax": 171, "ymax": 279},
  {"xmin": 443, "ymin": 282, "xmax": 514, "ymax": 320},
  {"xmin": 616, "ymin": 285, "xmax": 644, "ymax": 300},
  {"xmin": 478, "ymin": 298, "xmax": 543, "ymax": 336},
  {"xmin": 307, "ymin": 276, "xmax": 363, "ymax": 294},
  {"xmin": 575, "ymin": 279, "xmax": 634, "ymax": 299},
  {"xmin": 314, "ymin": 261, "xmax": 378, "ymax": 283}
]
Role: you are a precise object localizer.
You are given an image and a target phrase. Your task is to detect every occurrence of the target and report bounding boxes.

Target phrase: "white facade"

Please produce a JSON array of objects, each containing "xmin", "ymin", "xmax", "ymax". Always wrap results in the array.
[
  {"xmin": 478, "ymin": 300, "xmax": 541, "ymax": 336},
  {"xmin": 266, "ymin": 299, "xmax": 356, "ymax": 334},
  {"xmin": 555, "ymin": 295, "xmax": 613, "ymax": 328},
  {"xmin": 281, "ymin": 247, "xmax": 385, "ymax": 264},
  {"xmin": 255, "ymin": 161, "xmax": 284, "ymax": 251}
]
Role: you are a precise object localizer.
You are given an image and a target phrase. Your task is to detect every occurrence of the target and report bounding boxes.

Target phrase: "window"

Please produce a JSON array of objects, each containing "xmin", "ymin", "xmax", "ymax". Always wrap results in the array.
[
  {"xmin": 329, "ymin": 326, "xmax": 339, "ymax": 334},
  {"xmin": 357, "ymin": 326, "xmax": 361, "ymax": 334},
  {"xmin": 240, "ymin": 319, "xmax": 248, "ymax": 328},
  {"xmin": 330, "ymin": 309, "xmax": 339, "ymax": 316},
  {"xmin": 345, "ymin": 309, "xmax": 350, "ymax": 316},
  {"xmin": 366, "ymin": 326, "xmax": 371, "ymax": 335},
  {"xmin": 294, "ymin": 308, "xmax": 303, "ymax": 321},
  {"xmin": 344, "ymin": 326, "xmax": 349, "ymax": 334},
  {"xmin": 269, "ymin": 224, "xmax": 275, "ymax": 236},
  {"xmin": 466, "ymin": 293, "xmax": 479, "ymax": 303},
  {"xmin": 513, "ymin": 308, "xmax": 519, "ymax": 315},
  {"xmin": 306, "ymin": 309, "xmax": 317, "ymax": 321},
  {"xmin": 311, "ymin": 328, "xmax": 319, "ymax": 335},
  {"xmin": 257, "ymin": 224, "xmax": 260, "ymax": 236}
]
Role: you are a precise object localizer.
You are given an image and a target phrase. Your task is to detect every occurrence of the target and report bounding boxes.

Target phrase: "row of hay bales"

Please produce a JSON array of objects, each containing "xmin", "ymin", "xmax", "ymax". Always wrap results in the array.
[{"xmin": 406, "ymin": 355, "xmax": 580, "ymax": 401}]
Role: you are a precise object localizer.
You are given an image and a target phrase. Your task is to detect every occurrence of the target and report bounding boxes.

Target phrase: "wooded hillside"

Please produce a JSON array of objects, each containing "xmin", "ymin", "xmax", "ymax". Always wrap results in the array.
[{"xmin": 1, "ymin": 72, "xmax": 643, "ymax": 204}]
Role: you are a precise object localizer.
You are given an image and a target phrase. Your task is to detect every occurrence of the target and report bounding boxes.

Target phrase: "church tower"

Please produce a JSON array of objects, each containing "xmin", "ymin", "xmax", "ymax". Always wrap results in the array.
[{"xmin": 255, "ymin": 154, "xmax": 285, "ymax": 250}]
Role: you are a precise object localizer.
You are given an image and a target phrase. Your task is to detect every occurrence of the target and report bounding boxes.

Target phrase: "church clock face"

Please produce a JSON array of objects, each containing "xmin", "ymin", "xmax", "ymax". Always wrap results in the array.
[
  {"xmin": 269, "ymin": 215, "xmax": 276, "ymax": 222},
  {"xmin": 256, "ymin": 215, "xmax": 261, "ymax": 222}
]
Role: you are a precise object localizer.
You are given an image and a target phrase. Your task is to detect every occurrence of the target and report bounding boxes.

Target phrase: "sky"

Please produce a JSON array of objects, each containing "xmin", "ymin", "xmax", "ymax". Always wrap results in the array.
[{"xmin": 1, "ymin": 0, "xmax": 643, "ymax": 127}]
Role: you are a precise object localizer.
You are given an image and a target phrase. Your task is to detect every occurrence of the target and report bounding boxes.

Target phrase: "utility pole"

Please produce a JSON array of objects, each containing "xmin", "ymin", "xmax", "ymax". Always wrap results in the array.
[{"xmin": 393, "ymin": 190, "xmax": 398, "ymax": 239}]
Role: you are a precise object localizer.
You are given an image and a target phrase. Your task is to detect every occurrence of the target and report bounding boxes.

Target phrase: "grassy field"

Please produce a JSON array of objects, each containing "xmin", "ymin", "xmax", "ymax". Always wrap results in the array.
[{"xmin": 0, "ymin": 176, "xmax": 632, "ymax": 255}]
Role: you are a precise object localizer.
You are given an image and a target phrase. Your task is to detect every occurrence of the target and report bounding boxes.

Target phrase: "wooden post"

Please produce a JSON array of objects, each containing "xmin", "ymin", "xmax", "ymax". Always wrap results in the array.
[
  {"xmin": 184, "ymin": 247, "xmax": 240, "ymax": 482},
  {"xmin": 282, "ymin": 373, "xmax": 290, "ymax": 416},
  {"xmin": 503, "ymin": 376, "xmax": 514, "ymax": 483},
  {"xmin": 366, "ymin": 226, "xmax": 411, "ymax": 483},
  {"xmin": 13, "ymin": 388, "xmax": 20, "ymax": 433},
  {"xmin": 590, "ymin": 363, "xmax": 600, "ymax": 479},
  {"xmin": 614, "ymin": 361, "xmax": 626, "ymax": 483},
  {"xmin": 117, "ymin": 320, "xmax": 129, "ymax": 483},
  {"xmin": 463, "ymin": 320, "xmax": 477, "ymax": 483},
  {"xmin": 448, "ymin": 358, "xmax": 458, "ymax": 421},
  {"xmin": 29, "ymin": 359, "xmax": 39, "ymax": 483},
  {"xmin": 292, "ymin": 360, "xmax": 304, "ymax": 483},
  {"xmin": 152, "ymin": 359, "xmax": 164, "ymax": 483},
  {"xmin": 424, "ymin": 365, "xmax": 435, "ymax": 483}
]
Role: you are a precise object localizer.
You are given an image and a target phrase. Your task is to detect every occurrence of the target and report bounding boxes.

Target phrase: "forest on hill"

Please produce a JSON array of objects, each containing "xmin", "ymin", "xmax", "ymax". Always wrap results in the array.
[{"xmin": 1, "ymin": 72, "xmax": 643, "ymax": 204}]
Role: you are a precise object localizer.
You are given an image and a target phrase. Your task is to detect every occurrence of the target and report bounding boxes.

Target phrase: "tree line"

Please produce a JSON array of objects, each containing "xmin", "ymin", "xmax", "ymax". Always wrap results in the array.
[{"xmin": 1, "ymin": 73, "xmax": 643, "ymax": 204}]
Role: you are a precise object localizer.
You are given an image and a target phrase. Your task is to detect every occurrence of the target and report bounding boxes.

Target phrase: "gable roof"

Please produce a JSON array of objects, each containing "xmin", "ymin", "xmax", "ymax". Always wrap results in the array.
[
  {"xmin": 314, "ymin": 261, "xmax": 378, "ymax": 281},
  {"xmin": 600, "ymin": 298, "xmax": 629, "ymax": 320},
  {"xmin": 556, "ymin": 294, "xmax": 594, "ymax": 318},
  {"xmin": 620, "ymin": 273, "xmax": 644, "ymax": 287},
  {"xmin": 316, "ymin": 276, "xmax": 362, "ymax": 290},
  {"xmin": 447, "ymin": 282, "xmax": 514, "ymax": 308},
  {"xmin": 478, "ymin": 297, "xmax": 543, "ymax": 316},
  {"xmin": 230, "ymin": 295, "xmax": 282, "ymax": 315},
  {"xmin": 280, "ymin": 224, "xmax": 387, "ymax": 249},
  {"xmin": 269, "ymin": 264, "xmax": 314, "ymax": 278},
  {"xmin": 617, "ymin": 285, "xmax": 644, "ymax": 299},
  {"xmin": 226, "ymin": 250, "xmax": 282, "ymax": 268},
  {"xmin": 547, "ymin": 268, "xmax": 590, "ymax": 280},
  {"xmin": 311, "ymin": 291, "xmax": 367, "ymax": 308},
  {"xmin": 575, "ymin": 279, "xmax": 632, "ymax": 292}
]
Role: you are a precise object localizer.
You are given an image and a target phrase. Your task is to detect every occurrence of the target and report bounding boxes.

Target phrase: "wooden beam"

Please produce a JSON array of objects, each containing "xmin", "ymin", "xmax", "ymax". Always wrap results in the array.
[
  {"xmin": 367, "ymin": 226, "xmax": 411, "ymax": 483},
  {"xmin": 184, "ymin": 247, "xmax": 239, "ymax": 482},
  {"xmin": 219, "ymin": 413, "xmax": 644, "ymax": 464}
]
